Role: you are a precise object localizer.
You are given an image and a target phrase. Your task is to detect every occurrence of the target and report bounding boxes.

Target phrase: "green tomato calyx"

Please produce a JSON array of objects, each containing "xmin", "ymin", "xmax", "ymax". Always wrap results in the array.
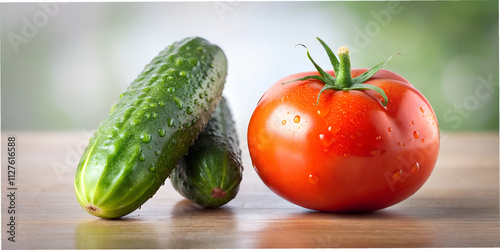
[{"xmin": 282, "ymin": 37, "xmax": 399, "ymax": 106}]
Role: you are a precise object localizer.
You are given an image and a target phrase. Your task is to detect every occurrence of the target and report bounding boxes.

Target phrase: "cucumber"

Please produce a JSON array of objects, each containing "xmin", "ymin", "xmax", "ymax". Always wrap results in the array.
[
  {"xmin": 171, "ymin": 97, "xmax": 243, "ymax": 208},
  {"xmin": 74, "ymin": 37, "xmax": 227, "ymax": 219}
]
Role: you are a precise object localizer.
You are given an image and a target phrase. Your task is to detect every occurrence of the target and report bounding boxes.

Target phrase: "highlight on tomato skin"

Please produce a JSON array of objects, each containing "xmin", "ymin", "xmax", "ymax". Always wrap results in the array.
[{"xmin": 247, "ymin": 38, "xmax": 440, "ymax": 212}]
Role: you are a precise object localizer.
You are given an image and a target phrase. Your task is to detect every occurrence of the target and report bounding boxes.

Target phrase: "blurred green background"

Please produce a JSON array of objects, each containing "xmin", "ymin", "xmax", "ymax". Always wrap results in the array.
[{"xmin": 1, "ymin": 1, "xmax": 498, "ymax": 133}]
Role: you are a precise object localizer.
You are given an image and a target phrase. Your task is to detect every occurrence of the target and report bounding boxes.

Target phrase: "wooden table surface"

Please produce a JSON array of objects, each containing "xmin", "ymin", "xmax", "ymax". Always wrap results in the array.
[{"xmin": 1, "ymin": 131, "xmax": 499, "ymax": 249}]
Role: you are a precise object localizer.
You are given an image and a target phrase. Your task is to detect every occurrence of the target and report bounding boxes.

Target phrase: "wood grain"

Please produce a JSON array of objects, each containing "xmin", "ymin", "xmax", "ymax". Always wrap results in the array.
[{"xmin": 1, "ymin": 131, "xmax": 499, "ymax": 248}]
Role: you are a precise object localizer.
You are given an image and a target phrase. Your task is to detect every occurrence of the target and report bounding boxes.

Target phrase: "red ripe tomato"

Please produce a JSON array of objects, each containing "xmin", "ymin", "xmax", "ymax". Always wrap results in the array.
[{"xmin": 247, "ymin": 38, "xmax": 440, "ymax": 212}]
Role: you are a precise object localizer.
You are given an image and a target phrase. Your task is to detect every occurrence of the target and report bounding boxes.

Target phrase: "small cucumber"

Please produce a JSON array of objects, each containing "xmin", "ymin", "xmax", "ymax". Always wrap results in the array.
[
  {"xmin": 171, "ymin": 97, "xmax": 243, "ymax": 208},
  {"xmin": 74, "ymin": 37, "xmax": 227, "ymax": 219}
]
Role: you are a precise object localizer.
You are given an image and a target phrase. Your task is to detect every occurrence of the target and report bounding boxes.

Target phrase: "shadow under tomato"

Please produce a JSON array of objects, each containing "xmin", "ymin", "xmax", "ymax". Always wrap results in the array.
[{"xmin": 255, "ymin": 208, "xmax": 440, "ymax": 248}]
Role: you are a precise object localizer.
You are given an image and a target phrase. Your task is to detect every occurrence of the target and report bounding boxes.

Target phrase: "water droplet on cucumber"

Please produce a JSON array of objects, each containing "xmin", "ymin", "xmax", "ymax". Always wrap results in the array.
[
  {"xmin": 159, "ymin": 128, "xmax": 166, "ymax": 137},
  {"xmin": 167, "ymin": 118, "xmax": 175, "ymax": 127},
  {"xmin": 149, "ymin": 165, "xmax": 156, "ymax": 172},
  {"xmin": 130, "ymin": 119, "xmax": 140, "ymax": 126},
  {"xmin": 140, "ymin": 132, "xmax": 152, "ymax": 143},
  {"xmin": 175, "ymin": 58, "xmax": 184, "ymax": 66},
  {"xmin": 173, "ymin": 97, "xmax": 183, "ymax": 109}
]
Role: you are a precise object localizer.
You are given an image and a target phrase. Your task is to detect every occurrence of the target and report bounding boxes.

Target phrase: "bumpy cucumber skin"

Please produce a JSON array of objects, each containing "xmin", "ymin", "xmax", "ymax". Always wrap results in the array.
[
  {"xmin": 170, "ymin": 97, "xmax": 243, "ymax": 208},
  {"xmin": 74, "ymin": 37, "xmax": 227, "ymax": 219}
]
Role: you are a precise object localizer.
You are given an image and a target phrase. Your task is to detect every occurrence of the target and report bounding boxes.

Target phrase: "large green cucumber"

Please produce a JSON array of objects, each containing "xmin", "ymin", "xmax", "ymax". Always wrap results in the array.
[
  {"xmin": 170, "ymin": 97, "xmax": 243, "ymax": 208},
  {"xmin": 74, "ymin": 37, "xmax": 227, "ymax": 219}
]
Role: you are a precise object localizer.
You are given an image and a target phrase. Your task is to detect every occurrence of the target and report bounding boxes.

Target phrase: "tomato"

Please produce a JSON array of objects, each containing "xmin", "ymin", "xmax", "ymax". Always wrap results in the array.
[{"xmin": 247, "ymin": 38, "xmax": 439, "ymax": 212}]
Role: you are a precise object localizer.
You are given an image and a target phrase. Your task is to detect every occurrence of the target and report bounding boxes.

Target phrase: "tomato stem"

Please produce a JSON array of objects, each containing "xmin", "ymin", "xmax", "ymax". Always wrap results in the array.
[
  {"xmin": 282, "ymin": 37, "xmax": 400, "ymax": 106},
  {"xmin": 335, "ymin": 46, "xmax": 353, "ymax": 89}
]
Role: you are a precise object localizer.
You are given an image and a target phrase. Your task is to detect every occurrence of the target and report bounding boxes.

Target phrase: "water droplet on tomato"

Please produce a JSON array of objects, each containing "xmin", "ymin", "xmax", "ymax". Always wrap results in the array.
[
  {"xmin": 422, "ymin": 138, "xmax": 426, "ymax": 143},
  {"xmin": 375, "ymin": 136, "xmax": 382, "ymax": 141},
  {"xmin": 308, "ymin": 174, "xmax": 318, "ymax": 184},
  {"xmin": 391, "ymin": 169, "xmax": 402, "ymax": 181},
  {"xmin": 294, "ymin": 115, "xmax": 301, "ymax": 123},
  {"xmin": 319, "ymin": 133, "xmax": 336, "ymax": 147},
  {"xmin": 370, "ymin": 149, "xmax": 380, "ymax": 156},
  {"xmin": 420, "ymin": 107, "xmax": 425, "ymax": 113},
  {"xmin": 317, "ymin": 107, "xmax": 329, "ymax": 117},
  {"xmin": 388, "ymin": 127, "xmax": 392, "ymax": 132},
  {"xmin": 411, "ymin": 162, "xmax": 420, "ymax": 174},
  {"xmin": 413, "ymin": 131, "xmax": 419, "ymax": 139},
  {"xmin": 281, "ymin": 120, "xmax": 287, "ymax": 126},
  {"xmin": 412, "ymin": 121, "xmax": 415, "ymax": 125},
  {"xmin": 343, "ymin": 153, "xmax": 349, "ymax": 158},
  {"xmin": 281, "ymin": 96, "xmax": 286, "ymax": 103}
]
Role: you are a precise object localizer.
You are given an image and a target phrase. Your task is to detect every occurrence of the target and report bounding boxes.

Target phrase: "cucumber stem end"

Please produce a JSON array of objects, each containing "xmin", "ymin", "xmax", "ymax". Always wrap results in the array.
[
  {"xmin": 211, "ymin": 187, "xmax": 227, "ymax": 199},
  {"xmin": 85, "ymin": 204, "xmax": 100, "ymax": 214}
]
